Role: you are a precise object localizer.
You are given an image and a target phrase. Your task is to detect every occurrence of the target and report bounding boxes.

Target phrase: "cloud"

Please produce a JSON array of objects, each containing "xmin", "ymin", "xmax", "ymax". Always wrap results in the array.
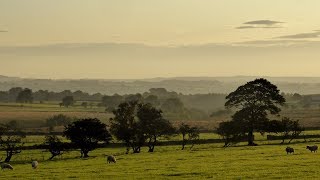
[
  {"xmin": 236, "ymin": 26, "xmax": 282, "ymax": 29},
  {"xmin": 244, "ymin": 20, "xmax": 284, "ymax": 26},
  {"xmin": 277, "ymin": 31, "xmax": 320, "ymax": 39},
  {"xmin": 236, "ymin": 20, "xmax": 284, "ymax": 29},
  {"xmin": 235, "ymin": 39, "xmax": 316, "ymax": 47}
]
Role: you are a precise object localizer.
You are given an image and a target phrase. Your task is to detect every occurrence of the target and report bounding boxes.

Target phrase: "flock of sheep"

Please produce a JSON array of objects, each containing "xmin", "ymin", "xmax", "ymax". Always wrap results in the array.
[
  {"xmin": 286, "ymin": 145, "xmax": 318, "ymax": 154},
  {"xmin": 0, "ymin": 155, "xmax": 117, "ymax": 171}
]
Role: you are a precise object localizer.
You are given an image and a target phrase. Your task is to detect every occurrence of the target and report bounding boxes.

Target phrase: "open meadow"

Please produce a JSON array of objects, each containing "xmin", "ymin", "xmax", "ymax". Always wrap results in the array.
[
  {"xmin": 0, "ymin": 102, "xmax": 320, "ymax": 179},
  {"xmin": 0, "ymin": 141, "xmax": 319, "ymax": 179}
]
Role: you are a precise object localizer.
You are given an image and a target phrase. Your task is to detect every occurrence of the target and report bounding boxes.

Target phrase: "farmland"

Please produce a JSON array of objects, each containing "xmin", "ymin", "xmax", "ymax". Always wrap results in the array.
[
  {"xmin": 0, "ymin": 101, "xmax": 320, "ymax": 179},
  {"xmin": 0, "ymin": 141, "xmax": 320, "ymax": 179}
]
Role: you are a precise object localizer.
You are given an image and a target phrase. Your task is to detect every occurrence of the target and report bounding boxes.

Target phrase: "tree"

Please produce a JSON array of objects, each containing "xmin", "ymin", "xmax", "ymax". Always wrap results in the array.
[
  {"xmin": 81, "ymin": 102, "xmax": 88, "ymax": 108},
  {"xmin": 225, "ymin": 78, "xmax": 285, "ymax": 146},
  {"xmin": 216, "ymin": 121, "xmax": 246, "ymax": 147},
  {"xmin": 0, "ymin": 122, "xmax": 26, "ymax": 162},
  {"xmin": 110, "ymin": 101, "xmax": 144, "ymax": 154},
  {"xmin": 179, "ymin": 123, "xmax": 200, "ymax": 150},
  {"xmin": 63, "ymin": 118, "xmax": 112, "ymax": 158},
  {"xmin": 267, "ymin": 117, "xmax": 304, "ymax": 144},
  {"xmin": 137, "ymin": 103, "xmax": 175, "ymax": 152},
  {"xmin": 110, "ymin": 101, "xmax": 175, "ymax": 153},
  {"xmin": 62, "ymin": 96, "xmax": 75, "ymax": 108},
  {"xmin": 144, "ymin": 95, "xmax": 160, "ymax": 107},
  {"xmin": 125, "ymin": 94, "xmax": 143, "ymax": 102},
  {"xmin": 46, "ymin": 114, "xmax": 72, "ymax": 132},
  {"xmin": 101, "ymin": 94, "xmax": 123, "ymax": 109},
  {"xmin": 161, "ymin": 98, "xmax": 185, "ymax": 113},
  {"xmin": 16, "ymin": 88, "xmax": 33, "ymax": 103},
  {"xmin": 44, "ymin": 135, "xmax": 65, "ymax": 160},
  {"xmin": 8, "ymin": 87, "xmax": 23, "ymax": 102}
]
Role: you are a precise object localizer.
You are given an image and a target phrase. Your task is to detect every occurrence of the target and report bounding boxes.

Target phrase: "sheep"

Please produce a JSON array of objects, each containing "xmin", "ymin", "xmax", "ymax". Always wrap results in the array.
[
  {"xmin": 32, "ymin": 161, "xmax": 39, "ymax": 169},
  {"xmin": 306, "ymin": 145, "xmax": 318, "ymax": 153},
  {"xmin": 285, "ymin": 147, "xmax": 294, "ymax": 154},
  {"xmin": 1, "ymin": 163, "xmax": 13, "ymax": 170},
  {"xmin": 107, "ymin": 155, "xmax": 116, "ymax": 163}
]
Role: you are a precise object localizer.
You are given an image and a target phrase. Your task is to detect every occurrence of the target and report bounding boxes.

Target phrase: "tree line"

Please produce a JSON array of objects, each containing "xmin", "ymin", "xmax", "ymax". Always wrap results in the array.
[
  {"xmin": 0, "ymin": 87, "xmax": 228, "ymax": 120},
  {"xmin": 0, "ymin": 79, "xmax": 306, "ymax": 163},
  {"xmin": 0, "ymin": 101, "xmax": 200, "ymax": 162}
]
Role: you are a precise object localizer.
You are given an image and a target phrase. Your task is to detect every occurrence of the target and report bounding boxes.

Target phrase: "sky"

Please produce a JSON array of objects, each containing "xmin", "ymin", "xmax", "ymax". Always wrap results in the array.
[{"xmin": 1, "ymin": 0, "xmax": 320, "ymax": 79}]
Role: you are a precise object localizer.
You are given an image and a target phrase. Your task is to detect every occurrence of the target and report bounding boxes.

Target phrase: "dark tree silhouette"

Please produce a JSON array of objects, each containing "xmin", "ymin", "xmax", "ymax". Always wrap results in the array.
[
  {"xmin": 0, "ymin": 122, "xmax": 26, "ymax": 162},
  {"xmin": 63, "ymin": 118, "xmax": 112, "ymax": 158},
  {"xmin": 61, "ymin": 96, "xmax": 75, "ymax": 108},
  {"xmin": 179, "ymin": 123, "xmax": 200, "ymax": 150},
  {"xmin": 44, "ymin": 135, "xmax": 65, "ymax": 160},
  {"xmin": 110, "ymin": 101, "xmax": 175, "ymax": 153},
  {"xmin": 216, "ymin": 121, "xmax": 246, "ymax": 147},
  {"xmin": 225, "ymin": 78, "xmax": 285, "ymax": 146},
  {"xmin": 267, "ymin": 117, "xmax": 304, "ymax": 144},
  {"xmin": 137, "ymin": 103, "xmax": 175, "ymax": 152},
  {"xmin": 110, "ymin": 101, "xmax": 145, "ymax": 153},
  {"xmin": 16, "ymin": 88, "xmax": 33, "ymax": 103}
]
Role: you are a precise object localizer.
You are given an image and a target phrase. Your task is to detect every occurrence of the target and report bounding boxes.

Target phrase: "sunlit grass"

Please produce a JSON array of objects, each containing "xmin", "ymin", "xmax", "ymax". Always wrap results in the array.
[{"xmin": 0, "ymin": 142, "xmax": 319, "ymax": 179}]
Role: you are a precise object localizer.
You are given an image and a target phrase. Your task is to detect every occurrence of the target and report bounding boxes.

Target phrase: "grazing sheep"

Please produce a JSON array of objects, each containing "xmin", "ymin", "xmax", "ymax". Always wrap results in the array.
[
  {"xmin": 1, "ymin": 163, "xmax": 13, "ymax": 170},
  {"xmin": 306, "ymin": 145, "xmax": 318, "ymax": 153},
  {"xmin": 107, "ymin": 155, "xmax": 116, "ymax": 163},
  {"xmin": 32, "ymin": 161, "xmax": 39, "ymax": 169},
  {"xmin": 286, "ymin": 147, "xmax": 294, "ymax": 154}
]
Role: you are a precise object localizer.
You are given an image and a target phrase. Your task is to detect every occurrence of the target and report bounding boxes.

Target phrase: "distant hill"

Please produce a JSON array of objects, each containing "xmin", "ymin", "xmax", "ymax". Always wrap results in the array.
[{"xmin": 1, "ymin": 75, "xmax": 320, "ymax": 95}]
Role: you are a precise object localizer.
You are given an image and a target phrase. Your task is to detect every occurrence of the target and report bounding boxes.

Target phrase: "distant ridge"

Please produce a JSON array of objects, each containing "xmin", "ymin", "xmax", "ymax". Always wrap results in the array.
[{"xmin": 1, "ymin": 75, "xmax": 320, "ymax": 95}]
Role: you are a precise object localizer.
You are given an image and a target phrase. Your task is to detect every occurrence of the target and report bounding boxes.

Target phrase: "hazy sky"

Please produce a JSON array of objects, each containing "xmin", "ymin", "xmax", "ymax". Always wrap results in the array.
[{"xmin": 1, "ymin": 0, "xmax": 320, "ymax": 79}]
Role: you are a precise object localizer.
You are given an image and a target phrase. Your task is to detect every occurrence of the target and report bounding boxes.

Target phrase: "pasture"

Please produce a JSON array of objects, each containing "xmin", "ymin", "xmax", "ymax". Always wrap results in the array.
[
  {"xmin": 0, "ymin": 142, "xmax": 319, "ymax": 179},
  {"xmin": 0, "ymin": 102, "xmax": 320, "ymax": 179}
]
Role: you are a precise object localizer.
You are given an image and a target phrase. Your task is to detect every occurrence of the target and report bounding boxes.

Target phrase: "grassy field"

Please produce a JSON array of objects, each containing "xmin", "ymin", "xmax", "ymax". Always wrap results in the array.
[
  {"xmin": 1, "ymin": 102, "xmax": 320, "ymax": 179},
  {"xmin": 0, "ymin": 142, "xmax": 320, "ymax": 179}
]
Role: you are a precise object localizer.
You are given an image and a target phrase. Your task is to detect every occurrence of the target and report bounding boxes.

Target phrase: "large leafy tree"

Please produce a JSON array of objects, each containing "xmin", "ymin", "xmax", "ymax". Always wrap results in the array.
[
  {"xmin": 0, "ymin": 122, "xmax": 26, "ymax": 162},
  {"xmin": 63, "ymin": 118, "xmax": 112, "ymax": 158},
  {"xmin": 110, "ymin": 101, "xmax": 142, "ymax": 153},
  {"xmin": 110, "ymin": 101, "xmax": 175, "ymax": 153},
  {"xmin": 225, "ymin": 78, "xmax": 285, "ymax": 146},
  {"xmin": 137, "ymin": 103, "xmax": 175, "ymax": 152}
]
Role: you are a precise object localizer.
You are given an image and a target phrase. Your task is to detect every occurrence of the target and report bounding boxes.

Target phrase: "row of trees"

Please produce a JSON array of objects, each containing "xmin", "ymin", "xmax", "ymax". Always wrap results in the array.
[
  {"xmin": 0, "ymin": 79, "xmax": 306, "ymax": 162},
  {"xmin": 0, "ymin": 101, "xmax": 200, "ymax": 162},
  {"xmin": 0, "ymin": 87, "xmax": 226, "ymax": 120}
]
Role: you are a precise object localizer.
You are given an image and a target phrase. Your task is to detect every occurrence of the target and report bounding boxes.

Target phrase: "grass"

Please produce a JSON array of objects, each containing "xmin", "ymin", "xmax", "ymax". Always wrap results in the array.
[
  {"xmin": 0, "ymin": 142, "xmax": 320, "ymax": 179},
  {"xmin": 1, "ymin": 102, "xmax": 320, "ymax": 179}
]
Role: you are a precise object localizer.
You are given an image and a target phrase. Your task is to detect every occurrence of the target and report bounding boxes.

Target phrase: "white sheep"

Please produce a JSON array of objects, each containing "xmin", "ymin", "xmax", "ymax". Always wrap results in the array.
[
  {"xmin": 32, "ymin": 161, "xmax": 39, "ymax": 169},
  {"xmin": 1, "ymin": 163, "xmax": 13, "ymax": 170},
  {"xmin": 107, "ymin": 155, "xmax": 116, "ymax": 163}
]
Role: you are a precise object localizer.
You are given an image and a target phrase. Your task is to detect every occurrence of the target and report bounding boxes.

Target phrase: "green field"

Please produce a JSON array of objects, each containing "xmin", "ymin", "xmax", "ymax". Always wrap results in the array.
[
  {"xmin": 0, "ymin": 142, "xmax": 319, "ymax": 179},
  {"xmin": 1, "ymin": 102, "xmax": 320, "ymax": 179}
]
